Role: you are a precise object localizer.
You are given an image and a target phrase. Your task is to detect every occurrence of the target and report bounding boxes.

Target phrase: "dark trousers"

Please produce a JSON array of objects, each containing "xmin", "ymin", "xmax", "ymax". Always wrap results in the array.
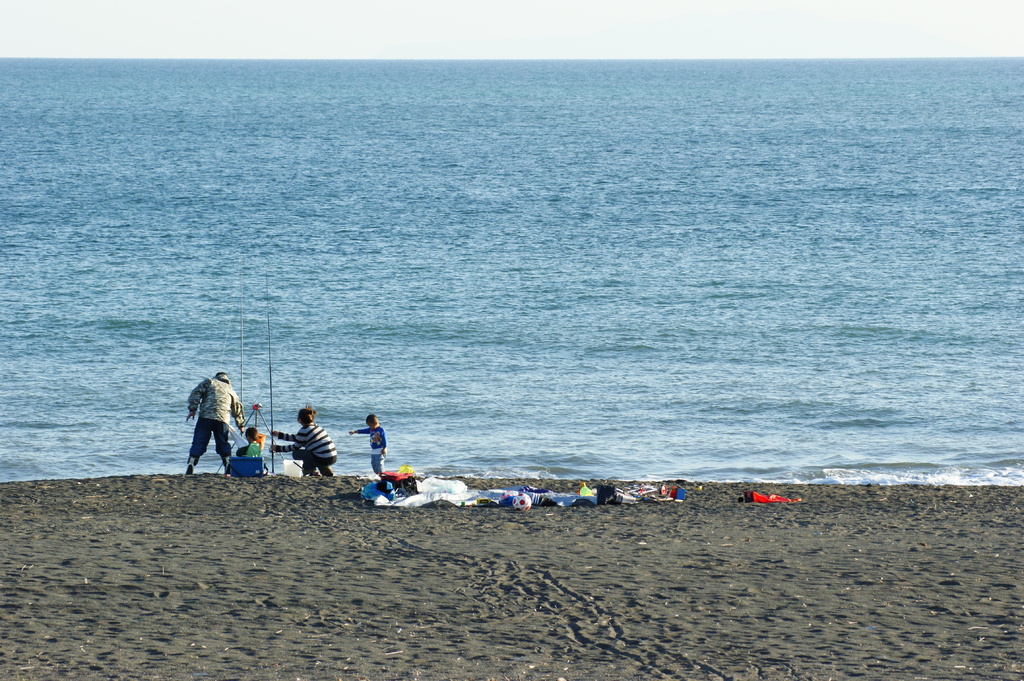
[
  {"xmin": 189, "ymin": 417, "xmax": 231, "ymax": 459},
  {"xmin": 292, "ymin": 448, "xmax": 336, "ymax": 476}
]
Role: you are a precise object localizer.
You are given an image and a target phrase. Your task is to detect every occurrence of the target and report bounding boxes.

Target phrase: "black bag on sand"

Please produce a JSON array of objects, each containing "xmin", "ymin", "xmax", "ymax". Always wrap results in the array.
[
  {"xmin": 596, "ymin": 485, "xmax": 618, "ymax": 505},
  {"xmin": 380, "ymin": 471, "xmax": 419, "ymax": 495}
]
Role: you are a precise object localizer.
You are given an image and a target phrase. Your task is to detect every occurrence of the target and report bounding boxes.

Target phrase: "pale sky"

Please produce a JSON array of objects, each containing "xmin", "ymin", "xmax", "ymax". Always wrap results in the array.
[{"xmin": 2, "ymin": 0, "xmax": 1020, "ymax": 59}]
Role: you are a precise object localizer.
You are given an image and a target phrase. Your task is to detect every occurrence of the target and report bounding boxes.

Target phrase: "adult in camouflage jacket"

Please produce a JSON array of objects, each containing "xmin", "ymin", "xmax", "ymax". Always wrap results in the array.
[{"xmin": 185, "ymin": 372, "xmax": 245, "ymax": 474}]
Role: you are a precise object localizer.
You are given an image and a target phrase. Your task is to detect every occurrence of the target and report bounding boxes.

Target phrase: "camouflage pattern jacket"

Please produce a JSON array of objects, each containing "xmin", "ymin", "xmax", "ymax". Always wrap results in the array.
[{"xmin": 188, "ymin": 377, "xmax": 245, "ymax": 428}]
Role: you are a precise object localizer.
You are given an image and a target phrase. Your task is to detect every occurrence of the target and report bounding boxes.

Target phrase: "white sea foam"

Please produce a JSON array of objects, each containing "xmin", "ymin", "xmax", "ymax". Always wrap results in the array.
[{"xmin": 777, "ymin": 466, "xmax": 1024, "ymax": 487}]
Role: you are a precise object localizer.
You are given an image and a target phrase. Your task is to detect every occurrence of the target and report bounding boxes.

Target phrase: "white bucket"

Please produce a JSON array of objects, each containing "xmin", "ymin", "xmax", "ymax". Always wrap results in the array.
[{"xmin": 281, "ymin": 459, "xmax": 303, "ymax": 477}]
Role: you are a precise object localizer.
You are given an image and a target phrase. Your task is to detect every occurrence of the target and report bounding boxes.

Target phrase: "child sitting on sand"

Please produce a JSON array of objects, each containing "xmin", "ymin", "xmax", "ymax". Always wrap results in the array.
[
  {"xmin": 349, "ymin": 413, "xmax": 387, "ymax": 475},
  {"xmin": 237, "ymin": 427, "xmax": 265, "ymax": 457}
]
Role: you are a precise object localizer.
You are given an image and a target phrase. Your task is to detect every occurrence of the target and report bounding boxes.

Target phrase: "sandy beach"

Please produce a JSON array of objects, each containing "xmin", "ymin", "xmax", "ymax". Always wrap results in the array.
[{"xmin": 0, "ymin": 474, "xmax": 1021, "ymax": 680}]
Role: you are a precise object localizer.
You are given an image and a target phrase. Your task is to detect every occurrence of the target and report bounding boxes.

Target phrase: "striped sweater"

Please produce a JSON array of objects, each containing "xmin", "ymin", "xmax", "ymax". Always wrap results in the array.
[{"xmin": 275, "ymin": 424, "xmax": 337, "ymax": 459}]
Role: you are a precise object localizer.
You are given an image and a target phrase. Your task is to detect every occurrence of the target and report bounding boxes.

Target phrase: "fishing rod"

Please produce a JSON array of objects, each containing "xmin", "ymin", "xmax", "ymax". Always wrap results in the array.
[
  {"xmin": 234, "ymin": 268, "xmax": 276, "ymax": 475},
  {"xmin": 221, "ymin": 265, "xmax": 246, "ymax": 477},
  {"xmin": 238, "ymin": 266, "xmax": 245, "ymax": 407},
  {"xmin": 265, "ymin": 269, "xmax": 276, "ymax": 474}
]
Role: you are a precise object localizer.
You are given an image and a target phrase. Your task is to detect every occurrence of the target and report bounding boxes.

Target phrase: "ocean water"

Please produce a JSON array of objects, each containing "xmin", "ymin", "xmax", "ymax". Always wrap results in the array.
[{"xmin": 2, "ymin": 58, "xmax": 1022, "ymax": 485}]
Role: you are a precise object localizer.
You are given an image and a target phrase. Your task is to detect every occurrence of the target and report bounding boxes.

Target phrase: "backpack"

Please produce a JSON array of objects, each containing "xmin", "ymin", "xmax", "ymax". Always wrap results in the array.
[{"xmin": 380, "ymin": 471, "xmax": 419, "ymax": 495}]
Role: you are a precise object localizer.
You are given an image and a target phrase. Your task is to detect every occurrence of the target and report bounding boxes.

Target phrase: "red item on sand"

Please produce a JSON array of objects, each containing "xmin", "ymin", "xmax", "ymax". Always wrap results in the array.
[
  {"xmin": 741, "ymin": 490, "xmax": 801, "ymax": 503},
  {"xmin": 380, "ymin": 471, "xmax": 414, "ymax": 484}
]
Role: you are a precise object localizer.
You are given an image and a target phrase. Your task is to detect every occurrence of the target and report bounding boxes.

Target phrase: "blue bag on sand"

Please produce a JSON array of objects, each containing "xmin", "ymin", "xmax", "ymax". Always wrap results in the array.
[{"xmin": 362, "ymin": 480, "xmax": 394, "ymax": 501}]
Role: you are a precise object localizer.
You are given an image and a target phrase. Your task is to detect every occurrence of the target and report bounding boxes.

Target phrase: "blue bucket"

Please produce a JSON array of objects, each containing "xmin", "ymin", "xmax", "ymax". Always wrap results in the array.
[{"xmin": 228, "ymin": 456, "xmax": 266, "ymax": 478}]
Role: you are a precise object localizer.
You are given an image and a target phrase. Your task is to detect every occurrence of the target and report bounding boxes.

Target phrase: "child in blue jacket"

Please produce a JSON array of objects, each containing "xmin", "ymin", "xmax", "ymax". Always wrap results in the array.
[{"xmin": 349, "ymin": 413, "xmax": 387, "ymax": 475}]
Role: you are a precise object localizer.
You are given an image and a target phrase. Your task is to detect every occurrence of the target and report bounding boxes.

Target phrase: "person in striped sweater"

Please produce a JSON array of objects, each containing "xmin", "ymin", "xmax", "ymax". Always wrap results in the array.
[{"xmin": 271, "ymin": 405, "xmax": 337, "ymax": 477}]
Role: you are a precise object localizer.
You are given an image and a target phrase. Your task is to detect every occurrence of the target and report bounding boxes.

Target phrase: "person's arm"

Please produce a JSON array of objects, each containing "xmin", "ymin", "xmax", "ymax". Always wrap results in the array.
[
  {"xmin": 232, "ymin": 395, "xmax": 245, "ymax": 430},
  {"xmin": 270, "ymin": 432, "xmax": 295, "ymax": 453},
  {"xmin": 349, "ymin": 427, "xmax": 370, "ymax": 435},
  {"xmin": 378, "ymin": 428, "xmax": 387, "ymax": 456},
  {"xmin": 186, "ymin": 381, "xmax": 205, "ymax": 420}
]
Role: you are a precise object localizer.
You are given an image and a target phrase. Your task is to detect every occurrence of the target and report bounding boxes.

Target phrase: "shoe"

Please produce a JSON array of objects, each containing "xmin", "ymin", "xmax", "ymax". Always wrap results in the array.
[{"xmin": 185, "ymin": 456, "xmax": 199, "ymax": 475}]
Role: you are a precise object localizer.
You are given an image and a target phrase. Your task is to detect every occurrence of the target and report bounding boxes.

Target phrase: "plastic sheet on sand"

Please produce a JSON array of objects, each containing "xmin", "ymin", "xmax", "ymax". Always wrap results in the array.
[{"xmin": 373, "ymin": 477, "xmax": 589, "ymax": 508}]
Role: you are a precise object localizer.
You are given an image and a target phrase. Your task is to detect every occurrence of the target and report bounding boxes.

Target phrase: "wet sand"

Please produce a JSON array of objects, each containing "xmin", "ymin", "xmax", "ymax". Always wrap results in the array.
[{"xmin": 1, "ymin": 474, "xmax": 1022, "ymax": 680}]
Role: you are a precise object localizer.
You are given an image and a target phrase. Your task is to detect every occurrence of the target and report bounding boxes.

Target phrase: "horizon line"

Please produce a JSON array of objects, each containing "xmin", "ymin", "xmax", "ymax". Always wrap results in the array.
[{"xmin": 3, "ymin": 55, "xmax": 1021, "ymax": 61}]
